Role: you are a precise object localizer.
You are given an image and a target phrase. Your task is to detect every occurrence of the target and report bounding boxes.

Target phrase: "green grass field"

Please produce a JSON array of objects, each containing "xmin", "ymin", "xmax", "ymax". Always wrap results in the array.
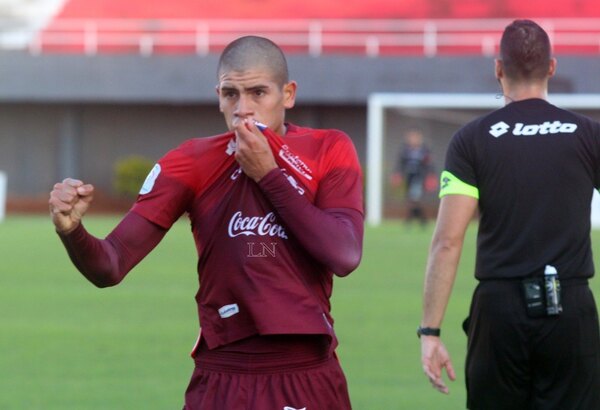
[{"xmin": 2, "ymin": 215, "xmax": 599, "ymax": 409}]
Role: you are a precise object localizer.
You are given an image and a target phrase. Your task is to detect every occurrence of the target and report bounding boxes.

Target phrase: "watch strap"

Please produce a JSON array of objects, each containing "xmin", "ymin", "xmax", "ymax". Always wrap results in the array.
[{"xmin": 417, "ymin": 326, "xmax": 441, "ymax": 338}]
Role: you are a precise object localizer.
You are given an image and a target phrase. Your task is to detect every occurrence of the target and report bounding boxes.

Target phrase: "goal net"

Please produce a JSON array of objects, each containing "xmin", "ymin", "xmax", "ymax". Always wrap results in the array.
[{"xmin": 366, "ymin": 93, "xmax": 600, "ymax": 226}]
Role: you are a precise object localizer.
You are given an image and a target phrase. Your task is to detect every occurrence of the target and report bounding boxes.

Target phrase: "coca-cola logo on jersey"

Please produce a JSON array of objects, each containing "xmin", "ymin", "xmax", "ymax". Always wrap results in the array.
[{"xmin": 228, "ymin": 211, "xmax": 288, "ymax": 239}]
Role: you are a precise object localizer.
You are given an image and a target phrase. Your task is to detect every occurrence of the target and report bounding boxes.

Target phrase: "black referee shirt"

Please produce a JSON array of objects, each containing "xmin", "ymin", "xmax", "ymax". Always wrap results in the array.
[{"xmin": 442, "ymin": 98, "xmax": 600, "ymax": 280}]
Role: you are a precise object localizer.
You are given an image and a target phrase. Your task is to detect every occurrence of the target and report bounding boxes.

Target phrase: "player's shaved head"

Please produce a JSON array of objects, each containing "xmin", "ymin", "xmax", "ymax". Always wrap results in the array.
[
  {"xmin": 218, "ymin": 36, "xmax": 289, "ymax": 86},
  {"xmin": 500, "ymin": 19, "xmax": 552, "ymax": 81}
]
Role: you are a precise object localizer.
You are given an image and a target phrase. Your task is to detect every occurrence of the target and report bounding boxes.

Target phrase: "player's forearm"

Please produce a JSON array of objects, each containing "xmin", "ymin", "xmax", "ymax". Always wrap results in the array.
[
  {"xmin": 258, "ymin": 169, "xmax": 364, "ymax": 276},
  {"xmin": 58, "ymin": 223, "xmax": 123, "ymax": 287},
  {"xmin": 58, "ymin": 211, "xmax": 166, "ymax": 287}
]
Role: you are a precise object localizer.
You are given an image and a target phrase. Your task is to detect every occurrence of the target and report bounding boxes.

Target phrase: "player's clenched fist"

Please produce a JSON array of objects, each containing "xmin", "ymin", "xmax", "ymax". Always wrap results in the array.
[{"xmin": 48, "ymin": 178, "xmax": 94, "ymax": 234}]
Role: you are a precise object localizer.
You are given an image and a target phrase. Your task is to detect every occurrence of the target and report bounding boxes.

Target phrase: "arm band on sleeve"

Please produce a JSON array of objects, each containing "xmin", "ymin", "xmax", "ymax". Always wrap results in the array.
[
  {"xmin": 439, "ymin": 170, "xmax": 479, "ymax": 199},
  {"xmin": 58, "ymin": 211, "xmax": 167, "ymax": 287},
  {"xmin": 258, "ymin": 168, "xmax": 364, "ymax": 277}
]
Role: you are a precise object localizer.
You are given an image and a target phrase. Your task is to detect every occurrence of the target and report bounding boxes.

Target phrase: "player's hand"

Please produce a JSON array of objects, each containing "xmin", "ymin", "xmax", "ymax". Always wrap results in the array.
[
  {"xmin": 49, "ymin": 178, "xmax": 94, "ymax": 234},
  {"xmin": 421, "ymin": 336, "xmax": 456, "ymax": 394},
  {"xmin": 233, "ymin": 118, "xmax": 278, "ymax": 182}
]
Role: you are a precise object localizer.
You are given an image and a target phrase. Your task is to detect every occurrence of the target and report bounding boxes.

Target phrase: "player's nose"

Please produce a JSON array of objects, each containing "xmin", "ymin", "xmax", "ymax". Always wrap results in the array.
[{"xmin": 234, "ymin": 94, "xmax": 254, "ymax": 118}]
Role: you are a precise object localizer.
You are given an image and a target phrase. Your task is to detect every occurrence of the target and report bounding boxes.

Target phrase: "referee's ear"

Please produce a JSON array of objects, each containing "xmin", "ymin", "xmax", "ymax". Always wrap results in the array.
[
  {"xmin": 548, "ymin": 58, "xmax": 557, "ymax": 78},
  {"xmin": 494, "ymin": 59, "xmax": 504, "ymax": 81}
]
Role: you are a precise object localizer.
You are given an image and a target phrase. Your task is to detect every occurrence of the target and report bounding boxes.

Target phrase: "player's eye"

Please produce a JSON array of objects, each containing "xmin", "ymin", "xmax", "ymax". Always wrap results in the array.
[{"xmin": 222, "ymin": 90, "xmax": 237, "ymax": 99}]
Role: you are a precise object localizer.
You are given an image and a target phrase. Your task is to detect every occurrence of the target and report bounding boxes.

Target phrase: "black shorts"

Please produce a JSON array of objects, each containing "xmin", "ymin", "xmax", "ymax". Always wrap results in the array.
[{"xmin": 465, "ymin": 279, "xmax": 600, "ymax": 410}]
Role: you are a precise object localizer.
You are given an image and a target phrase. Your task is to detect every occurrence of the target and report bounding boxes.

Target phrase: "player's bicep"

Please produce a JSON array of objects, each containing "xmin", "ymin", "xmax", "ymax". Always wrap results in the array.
[{"xmin": 106, "ymin": 211, "xmax": 168, "ymax": 273}]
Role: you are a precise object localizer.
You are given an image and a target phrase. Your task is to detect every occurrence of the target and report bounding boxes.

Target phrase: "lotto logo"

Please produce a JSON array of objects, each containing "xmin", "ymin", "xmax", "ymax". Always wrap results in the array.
[
  {"xmin": 489, "ymin": 120, "xmax": 578, "ymax": 138},
  {"xmin": 489, "ymin": 121, "xmax": 510, "ymax": 138}
]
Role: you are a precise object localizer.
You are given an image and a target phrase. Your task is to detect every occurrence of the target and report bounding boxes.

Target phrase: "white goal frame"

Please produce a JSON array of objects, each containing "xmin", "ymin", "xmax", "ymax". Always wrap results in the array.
[
  {"xmin": 366, "ymin": 93, "xmax": 600, "ymax": 226},
  {"xmin": 0, "ymin": 171, "xmax": 5, "ymax": 222}
]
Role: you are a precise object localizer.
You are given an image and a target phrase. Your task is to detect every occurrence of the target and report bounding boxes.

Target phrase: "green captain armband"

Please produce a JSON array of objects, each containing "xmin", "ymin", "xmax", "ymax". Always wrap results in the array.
[{"xmin": 439, "ymin": 170, "xmax": 479, "ymax": 199}]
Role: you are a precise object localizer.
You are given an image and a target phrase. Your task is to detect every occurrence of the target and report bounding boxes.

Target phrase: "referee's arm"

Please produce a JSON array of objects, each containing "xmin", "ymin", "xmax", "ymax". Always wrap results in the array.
[{"xmin": 420, "ymin": 194, "xmax": 477, "ymax": 394}]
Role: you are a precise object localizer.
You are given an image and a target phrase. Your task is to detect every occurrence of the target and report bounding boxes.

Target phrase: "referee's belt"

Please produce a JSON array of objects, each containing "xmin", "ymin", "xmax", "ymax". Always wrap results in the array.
[{"xmin": 480, "ymin": 276, "xmax": 589, "ymax": 287}]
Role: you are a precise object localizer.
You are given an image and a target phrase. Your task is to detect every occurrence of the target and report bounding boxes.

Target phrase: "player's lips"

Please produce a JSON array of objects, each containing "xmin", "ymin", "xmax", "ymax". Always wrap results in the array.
[{"xmin": 233, "ymin": 117, "xmax": 268, "ymax": 131}]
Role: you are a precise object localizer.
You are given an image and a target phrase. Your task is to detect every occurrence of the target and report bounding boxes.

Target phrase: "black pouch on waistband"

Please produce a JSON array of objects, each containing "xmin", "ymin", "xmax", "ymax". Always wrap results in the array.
[{"xmin": 522, "ymin": 277, "xmax": 545, "ymax": 318}]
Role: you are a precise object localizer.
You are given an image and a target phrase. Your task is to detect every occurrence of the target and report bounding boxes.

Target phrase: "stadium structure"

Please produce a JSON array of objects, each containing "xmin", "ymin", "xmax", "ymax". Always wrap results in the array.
[{"xmin": 1, "ymin": 0, "xmax": 600, "ymax": 220}]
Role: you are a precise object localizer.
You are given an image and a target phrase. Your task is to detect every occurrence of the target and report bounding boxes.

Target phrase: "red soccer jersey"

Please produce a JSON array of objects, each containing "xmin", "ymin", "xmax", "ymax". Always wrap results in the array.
[{"xmin": 131, "ymin": 123, "xmax": 363, "ymax": 349}]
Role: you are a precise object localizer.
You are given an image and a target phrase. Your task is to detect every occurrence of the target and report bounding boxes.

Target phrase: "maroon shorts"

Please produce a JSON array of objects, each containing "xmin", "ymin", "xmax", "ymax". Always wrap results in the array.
[{"xmin": 183, "ymin": 335, "xmax": 352, "ymax": 410}]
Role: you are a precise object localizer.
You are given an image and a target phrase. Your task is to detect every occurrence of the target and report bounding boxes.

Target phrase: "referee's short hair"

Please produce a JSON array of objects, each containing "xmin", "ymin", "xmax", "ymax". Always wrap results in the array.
[
  {"xmin": 217, "ymin": 36, "xmax": 289, "ymax": 87},
  {"xmin": 499, "ymin": 19, "xmax": 552, "ymax": 81}
]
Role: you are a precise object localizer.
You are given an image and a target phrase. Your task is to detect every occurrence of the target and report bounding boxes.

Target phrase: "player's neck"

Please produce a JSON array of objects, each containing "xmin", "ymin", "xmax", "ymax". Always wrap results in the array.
[{"xmin": 274, "ymin": 123, "xmax": 287, "ymax": 136}]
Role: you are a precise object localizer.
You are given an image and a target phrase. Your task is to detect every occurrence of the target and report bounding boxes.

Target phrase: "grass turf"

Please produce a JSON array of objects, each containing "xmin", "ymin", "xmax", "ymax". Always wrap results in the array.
[{"xmin": 1, "ymin": 215, "xmax": 597, "ymax": 408}]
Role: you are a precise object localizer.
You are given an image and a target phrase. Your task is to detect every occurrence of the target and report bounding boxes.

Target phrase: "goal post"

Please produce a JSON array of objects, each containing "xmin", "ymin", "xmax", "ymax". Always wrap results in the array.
[
  {"xmin": 366, "ymin": 93, "xmax": 600, "ymax": 226},
  {"xmin": 0, "ymin": 171, "xmax": 6, "ymax": 222}
]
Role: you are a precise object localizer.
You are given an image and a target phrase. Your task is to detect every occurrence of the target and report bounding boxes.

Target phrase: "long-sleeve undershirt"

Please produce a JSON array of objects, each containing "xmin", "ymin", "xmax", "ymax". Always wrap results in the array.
[
  {"xmin": 59, "ymin": 170, "xmax": 363, "ymax": 286},
  {"xmin": 258, "ymin": 168, "xmax": 363, "ymax": 276},
  {"xmin": 58, "ymin": 211, "xmax": 166, "ymax": 287}
]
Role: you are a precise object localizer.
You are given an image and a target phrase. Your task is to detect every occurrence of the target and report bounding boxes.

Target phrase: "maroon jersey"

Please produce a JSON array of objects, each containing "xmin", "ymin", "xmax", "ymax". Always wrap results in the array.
[{"xmin": 131, "ymin": 123, "xmax": 363, "ymax": 350}]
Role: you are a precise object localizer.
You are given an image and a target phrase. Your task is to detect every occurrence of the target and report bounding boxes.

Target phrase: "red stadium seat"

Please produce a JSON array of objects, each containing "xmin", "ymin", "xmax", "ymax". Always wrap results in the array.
[{"xmin": 35, "ymin": 0, "xmax": 600, "ymax": 55}]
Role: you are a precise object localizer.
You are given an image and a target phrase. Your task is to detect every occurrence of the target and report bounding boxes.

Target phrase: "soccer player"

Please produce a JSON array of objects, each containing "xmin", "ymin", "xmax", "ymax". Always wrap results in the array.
[
  {"xmin": 49, "ymin": 36, "xmax": 363, "ymax": 409},
  {"xmin": 419, "ymin": 19, "xmax": 600, "ymax": 409},
  {"xmin": 390, "ymin": 128, "xmax": 433, "ymax": 225}
]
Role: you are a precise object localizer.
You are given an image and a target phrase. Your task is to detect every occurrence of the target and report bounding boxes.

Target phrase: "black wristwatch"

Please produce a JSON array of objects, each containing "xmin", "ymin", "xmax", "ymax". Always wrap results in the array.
[{"xmin": 417, "ymin": 326, "xmax": 441, "ymax": 338}]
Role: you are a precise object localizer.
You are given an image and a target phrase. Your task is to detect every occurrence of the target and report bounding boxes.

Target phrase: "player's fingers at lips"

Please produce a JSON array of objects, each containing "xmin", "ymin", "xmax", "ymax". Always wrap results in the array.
[
  {"xmin": 231, "ymin": 115, "xmax": 245, "ymax": 128},
  {"xmin": 243, "ymin": 117, "xmax": 260, "ymax": 133},
  {"xmin": 238, "ymin": 128, "xmax": 256, "ymax": 145}
]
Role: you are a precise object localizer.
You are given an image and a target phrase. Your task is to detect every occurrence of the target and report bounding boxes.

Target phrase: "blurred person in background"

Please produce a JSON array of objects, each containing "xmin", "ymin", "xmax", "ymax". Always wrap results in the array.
[
  {"xmin": 419, "ymin": 19, "xmax": 600, "ymax": 409},
  {"xmin": 390, "ymin": 128, "xmax": 435, "ymax": 226},
  {"xmin": 49, "ymin": 36, "xmax": 363, "ymax": 410}
]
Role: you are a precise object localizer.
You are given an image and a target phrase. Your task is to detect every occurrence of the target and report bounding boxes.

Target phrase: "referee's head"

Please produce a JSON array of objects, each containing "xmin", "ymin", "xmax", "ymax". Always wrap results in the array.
[{"xmin": 497, "ymin": 19, "xmax": 555, "ymax": 83}]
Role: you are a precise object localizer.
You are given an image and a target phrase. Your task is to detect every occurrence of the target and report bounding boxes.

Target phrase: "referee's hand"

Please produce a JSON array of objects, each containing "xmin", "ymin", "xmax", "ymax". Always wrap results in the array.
[
  {"xmin": 49, "ymin": 178, "xmax": 94, "ymax": 234},
  {"xmin": 421, "ymin": 336, "xmax": 456, "ymax": 394}
]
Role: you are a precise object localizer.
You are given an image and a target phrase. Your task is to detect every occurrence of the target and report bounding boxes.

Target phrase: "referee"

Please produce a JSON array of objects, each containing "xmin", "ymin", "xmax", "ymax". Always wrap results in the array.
[{"xmin": 419, "ymin": 19, "xmax": 600, "ymax": 409}]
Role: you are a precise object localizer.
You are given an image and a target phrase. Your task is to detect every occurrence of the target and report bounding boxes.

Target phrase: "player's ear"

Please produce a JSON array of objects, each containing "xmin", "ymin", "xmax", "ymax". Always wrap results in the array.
[
  {"xmin": 216, "ymin": 85, "xmax": 225, "ymax": 113},
  {"xmin": 282, "ymin": 81, "xmax": 297, "ymax": 110}
]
